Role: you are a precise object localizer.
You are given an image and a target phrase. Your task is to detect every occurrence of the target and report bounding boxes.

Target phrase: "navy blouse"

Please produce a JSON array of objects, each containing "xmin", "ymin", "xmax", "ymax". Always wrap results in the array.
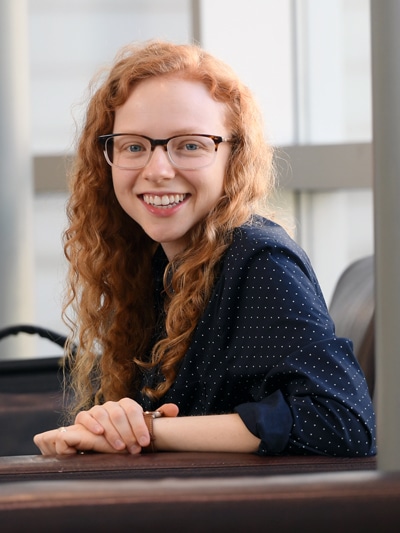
[{"xmin": 137, "ymin": 217, "xmax": 376, "ymax": 457}]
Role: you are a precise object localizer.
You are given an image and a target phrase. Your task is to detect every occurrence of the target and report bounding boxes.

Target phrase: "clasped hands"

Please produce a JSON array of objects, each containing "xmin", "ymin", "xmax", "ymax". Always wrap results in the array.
[{"xmin": 33, "ymin": 398, "xmax": 179, "ymax": 455}]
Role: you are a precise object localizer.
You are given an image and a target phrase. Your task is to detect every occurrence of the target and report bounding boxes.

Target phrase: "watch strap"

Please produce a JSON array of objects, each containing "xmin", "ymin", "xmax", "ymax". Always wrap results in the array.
[{"xmin": 142, "ymin": 411, "xmax": 163, "ymax": 453}]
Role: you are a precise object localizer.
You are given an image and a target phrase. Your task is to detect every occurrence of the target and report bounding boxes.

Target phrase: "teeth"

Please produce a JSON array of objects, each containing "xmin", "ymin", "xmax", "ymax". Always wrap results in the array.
[{"xmin": 143, "ymin": 194, "xmax": 186, "ymax": 207}]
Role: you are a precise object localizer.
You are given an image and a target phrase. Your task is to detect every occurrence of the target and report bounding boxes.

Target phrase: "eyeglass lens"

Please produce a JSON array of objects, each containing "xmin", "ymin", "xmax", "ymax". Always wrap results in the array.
[{"xmin": 106, "ymin": 134, "xmax": 218, "ymax": 170}]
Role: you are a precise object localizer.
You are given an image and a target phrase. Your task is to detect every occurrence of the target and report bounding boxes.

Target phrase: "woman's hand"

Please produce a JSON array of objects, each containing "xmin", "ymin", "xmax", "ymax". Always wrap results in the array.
[
  {"xmin": 74, "ymin": 398, "xmax": 179, "ymax": 454},
  {"xmin": 33, "ymin": 400, "xmax": 179, "ymax": 455},
  {"xmin": 33, "ymin": 423, "xmax": 119, "ymax": 455}
]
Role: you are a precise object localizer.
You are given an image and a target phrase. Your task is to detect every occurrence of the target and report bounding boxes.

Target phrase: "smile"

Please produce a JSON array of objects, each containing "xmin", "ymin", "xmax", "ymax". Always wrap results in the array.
[{"xmin": 142, "ymin": 193, "xmax": 187, "ymax": 208}]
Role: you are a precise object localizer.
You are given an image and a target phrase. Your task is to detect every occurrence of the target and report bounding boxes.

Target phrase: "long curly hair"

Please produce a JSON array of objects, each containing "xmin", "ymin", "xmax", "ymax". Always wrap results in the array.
[{"xmin": 63, "ymin": 39, "xmax": 276, "ymax": 419}]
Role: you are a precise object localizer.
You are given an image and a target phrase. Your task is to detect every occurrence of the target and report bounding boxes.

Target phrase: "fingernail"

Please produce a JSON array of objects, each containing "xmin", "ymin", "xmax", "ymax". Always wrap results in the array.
[
  {"xmin": 114, "ymin": 439, "xmax": 125, "ymax": 450},
  {"xmin": 129, "ymin": 445, "xmax": 140, "ymax": 454}
]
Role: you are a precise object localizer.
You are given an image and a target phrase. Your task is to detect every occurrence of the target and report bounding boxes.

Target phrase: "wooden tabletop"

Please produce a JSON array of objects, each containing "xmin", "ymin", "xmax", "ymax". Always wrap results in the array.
[{"xmin": 0, "ymin": 451, "xmax": 376, "ymax": 482}]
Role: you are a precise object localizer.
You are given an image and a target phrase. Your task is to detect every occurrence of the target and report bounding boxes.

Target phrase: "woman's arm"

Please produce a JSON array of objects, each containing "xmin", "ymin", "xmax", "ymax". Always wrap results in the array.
[
  {"xmin": 153, "ymin": 413, "xmax": 260, "ymax": 453},
  {"xmin": 33, "ymin": 399, "xmax": 260, "ymax": 455}
]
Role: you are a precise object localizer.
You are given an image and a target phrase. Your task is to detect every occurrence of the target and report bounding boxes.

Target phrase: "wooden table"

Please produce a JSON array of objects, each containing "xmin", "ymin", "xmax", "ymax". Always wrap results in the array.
[{"xmin": 0, "ymin": 451, "xmax": 376, "ymax": 482}]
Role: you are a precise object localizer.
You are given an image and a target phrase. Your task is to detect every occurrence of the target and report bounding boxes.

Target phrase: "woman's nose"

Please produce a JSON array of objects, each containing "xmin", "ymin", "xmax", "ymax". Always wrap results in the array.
[{"xmin": 141, "ymin": 146, "xmax": 176, "ymax": 181}]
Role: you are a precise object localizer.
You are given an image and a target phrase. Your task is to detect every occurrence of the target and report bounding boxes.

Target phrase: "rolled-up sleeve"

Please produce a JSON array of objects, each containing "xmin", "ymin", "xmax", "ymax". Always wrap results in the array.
[{"xmin": 235, "ymin": 390, "xmax": 293, "ymax": 454}]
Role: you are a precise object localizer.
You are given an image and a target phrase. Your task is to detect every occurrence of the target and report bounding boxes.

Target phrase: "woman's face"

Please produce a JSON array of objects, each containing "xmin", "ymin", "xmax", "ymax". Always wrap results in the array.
[{"xmin": 111, "ymin": 75, "xmax": 231, "ymax": 260}]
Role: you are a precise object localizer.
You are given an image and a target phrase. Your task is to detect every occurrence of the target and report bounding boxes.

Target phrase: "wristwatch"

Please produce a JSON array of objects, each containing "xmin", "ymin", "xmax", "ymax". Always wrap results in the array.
[{"xmin": 142, "ymin": 410, "xmax": 163, "ymax": 453}]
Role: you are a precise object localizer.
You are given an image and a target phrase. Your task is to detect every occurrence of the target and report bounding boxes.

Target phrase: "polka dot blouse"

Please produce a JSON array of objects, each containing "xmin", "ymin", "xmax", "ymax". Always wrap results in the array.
[{"xmin": 137, "ymin": 217, "xmax": 376, "ymax": 457}]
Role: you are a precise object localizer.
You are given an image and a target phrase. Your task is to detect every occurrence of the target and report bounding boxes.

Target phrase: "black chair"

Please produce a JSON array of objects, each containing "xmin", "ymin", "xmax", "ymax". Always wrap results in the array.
[
  {"xmin": 329, "ymin": 256, "xmax": 375, "ymax": 398},
  {"xmin": 0, "ymin": 325, "xmax": 69, "ymax": 455}
]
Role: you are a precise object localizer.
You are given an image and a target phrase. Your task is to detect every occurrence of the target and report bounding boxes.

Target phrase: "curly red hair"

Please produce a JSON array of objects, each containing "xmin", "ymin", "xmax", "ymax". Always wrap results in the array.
[{"xmin": 63, "ymin": 40, "xmax": 275, "ymax": 418}]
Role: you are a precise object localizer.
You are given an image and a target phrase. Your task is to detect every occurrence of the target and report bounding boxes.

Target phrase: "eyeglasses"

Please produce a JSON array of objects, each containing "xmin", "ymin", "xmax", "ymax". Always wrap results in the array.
[{"xmin": 98, "ymin": 133, "xmax": 232, "ymax": 170}]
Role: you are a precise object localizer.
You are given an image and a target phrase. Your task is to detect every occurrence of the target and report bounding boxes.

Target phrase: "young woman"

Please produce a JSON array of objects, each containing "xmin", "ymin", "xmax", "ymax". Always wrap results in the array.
[{"xmin": 34, "ymin": 40, "xmax": 376, "ymax": 456}]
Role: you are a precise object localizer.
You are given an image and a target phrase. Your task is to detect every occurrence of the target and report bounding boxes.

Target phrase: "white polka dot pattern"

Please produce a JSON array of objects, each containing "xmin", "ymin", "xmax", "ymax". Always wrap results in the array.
[{"xmin": 139, "ymin": 217, "xmax": 376, "ymax": 457}]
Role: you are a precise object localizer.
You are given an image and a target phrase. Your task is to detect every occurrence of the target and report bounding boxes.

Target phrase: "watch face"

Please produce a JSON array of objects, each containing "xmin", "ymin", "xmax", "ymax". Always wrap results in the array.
[{"xmin": 144, "ymin": 410, "xmax": 162, "ymax": 418}]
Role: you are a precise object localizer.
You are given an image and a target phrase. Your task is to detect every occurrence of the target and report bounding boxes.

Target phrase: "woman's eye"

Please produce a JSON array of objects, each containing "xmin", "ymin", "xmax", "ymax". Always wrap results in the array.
[
  {"xmin": 184, "ymin": 143, "xmax": 200, "ymax": 151},
  {"xmin": 127, "ymin": 144, "xmax": 142, "ymax": 153}
]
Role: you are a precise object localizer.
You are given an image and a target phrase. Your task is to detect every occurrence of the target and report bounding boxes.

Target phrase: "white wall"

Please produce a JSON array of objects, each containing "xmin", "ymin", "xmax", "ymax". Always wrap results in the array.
[{"xmin": 199, "ymin": 0, "xmax": 295, "ymax": 147}]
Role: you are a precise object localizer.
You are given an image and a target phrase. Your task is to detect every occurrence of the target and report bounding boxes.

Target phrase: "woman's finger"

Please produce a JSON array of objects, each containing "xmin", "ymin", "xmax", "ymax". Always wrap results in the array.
[
  {"xmin": 33, "ymin": 427, "xmax": 78, "ymax": 455},
  {"xmin": 76, "ymin": 406, "xmax": 128, "ymax": 449},
  {"xmin": 77, "ymin": 399, "xmax": 143, "ymax": 453},
  {"xmin": 117, "ymin": 398, "xmax": 151, "ymax": 451},
  {"xmin": 75, "ymin": 410, "xmax": 104, "ymax": 435},
  {"xmin": 157, "ymin": 403, "xmax": 179, "ymax": 417}
]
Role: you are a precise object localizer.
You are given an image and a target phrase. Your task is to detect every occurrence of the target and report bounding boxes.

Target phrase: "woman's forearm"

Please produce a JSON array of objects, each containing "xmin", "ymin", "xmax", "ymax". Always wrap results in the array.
[{"xmin": 153, "ymin": 413, "xmax": 261, "ymax": 453}]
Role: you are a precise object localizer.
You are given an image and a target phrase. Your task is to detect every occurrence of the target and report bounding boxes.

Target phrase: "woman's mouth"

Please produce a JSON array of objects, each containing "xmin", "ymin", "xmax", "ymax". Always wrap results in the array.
[{"xmin": 142, "ymin": 193, "xmax": 187, "ymax": 208}]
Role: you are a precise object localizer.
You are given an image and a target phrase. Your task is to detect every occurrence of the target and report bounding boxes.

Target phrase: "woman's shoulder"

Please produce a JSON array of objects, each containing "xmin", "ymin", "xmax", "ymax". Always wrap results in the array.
[
  {"xmin": 231, "ymin": 216, "xmax": 302, "ymax": 257},
  {"xmin": 226, "ymin": 216, "xmax": 316, "ymax": 278}
]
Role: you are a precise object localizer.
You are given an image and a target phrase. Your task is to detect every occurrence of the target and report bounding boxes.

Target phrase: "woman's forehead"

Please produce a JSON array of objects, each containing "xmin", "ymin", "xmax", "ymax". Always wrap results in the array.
[{"xmin": 113, "ymin": 76, "xmax": 229, "ymax": 135}]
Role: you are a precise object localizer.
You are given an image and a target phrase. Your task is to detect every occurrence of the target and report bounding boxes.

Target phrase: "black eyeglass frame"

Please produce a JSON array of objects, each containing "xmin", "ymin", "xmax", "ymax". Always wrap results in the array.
[{"xmin": 98, "ymin": 133, "xmax": 232, "ymax": 169}]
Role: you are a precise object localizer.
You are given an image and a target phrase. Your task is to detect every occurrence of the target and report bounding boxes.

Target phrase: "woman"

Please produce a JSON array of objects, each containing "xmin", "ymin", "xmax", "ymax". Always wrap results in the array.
[{"xmin": 34, "ymin": 40, "xmax": 376, "ymax": 456}]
